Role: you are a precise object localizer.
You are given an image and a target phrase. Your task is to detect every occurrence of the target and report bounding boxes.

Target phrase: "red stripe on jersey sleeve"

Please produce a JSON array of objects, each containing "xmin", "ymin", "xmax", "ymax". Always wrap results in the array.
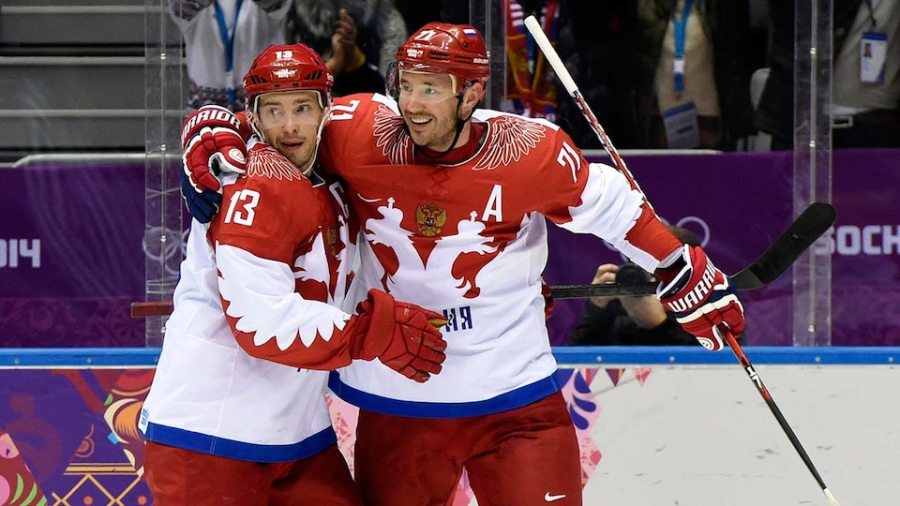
[{"xmin": 623, "ymin": 205, "xmax": 683, "ymax": 262}]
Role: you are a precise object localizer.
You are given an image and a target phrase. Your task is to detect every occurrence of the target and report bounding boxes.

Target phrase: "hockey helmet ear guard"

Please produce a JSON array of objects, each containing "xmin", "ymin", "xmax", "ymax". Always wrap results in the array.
[{"xmin": 386, "ymin": 61, "xmax": 401, "ymax": 101}]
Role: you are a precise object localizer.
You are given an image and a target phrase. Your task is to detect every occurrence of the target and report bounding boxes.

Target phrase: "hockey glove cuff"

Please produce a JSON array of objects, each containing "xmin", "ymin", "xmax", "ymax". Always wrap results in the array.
[{"xmin": 656, "ymin": 245, "xmax": 745, "ymax": 351}]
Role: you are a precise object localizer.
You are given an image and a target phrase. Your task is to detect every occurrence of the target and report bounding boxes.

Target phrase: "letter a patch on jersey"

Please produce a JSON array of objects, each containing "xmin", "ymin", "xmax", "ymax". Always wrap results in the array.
[{"xmin": 481, "ymin": 185, "xmax": 503, "ymax": 222}]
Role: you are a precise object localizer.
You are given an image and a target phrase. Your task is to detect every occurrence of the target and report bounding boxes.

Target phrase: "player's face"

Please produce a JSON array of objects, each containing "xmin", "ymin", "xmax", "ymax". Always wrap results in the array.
[
  {"xmin": 256, "ymin": 90, "xmax": 324, "ymax": 171},
  {"xmin": 398, "ymin": 71, "xmax": 461, "ymax": 151}
]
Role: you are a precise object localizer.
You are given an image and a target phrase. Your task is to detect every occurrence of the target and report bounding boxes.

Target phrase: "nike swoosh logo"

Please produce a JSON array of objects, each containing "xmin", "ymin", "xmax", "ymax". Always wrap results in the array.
[{"xmin": 544, "ymin": 492, "xmax": 567, "ymax": 502}]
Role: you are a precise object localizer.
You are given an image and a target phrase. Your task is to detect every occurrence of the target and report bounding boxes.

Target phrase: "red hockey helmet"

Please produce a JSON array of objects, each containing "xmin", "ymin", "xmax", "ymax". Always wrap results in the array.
[
  {"xmin": 395, "ymin": 23, "xmax": 490, "ymax": 94},
  {"xmin": 243, "ymin": 43, "xmax": 334, "ymax": 109}
]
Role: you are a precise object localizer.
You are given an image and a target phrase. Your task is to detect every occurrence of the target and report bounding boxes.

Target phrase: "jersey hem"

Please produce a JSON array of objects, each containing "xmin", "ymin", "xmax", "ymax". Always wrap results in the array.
[
  {"xmin": 141, "ymin": 423, "xmax": 336, "ymax": 463},
  {"xmin": 327, "ymin": 373, "xmax": 562, "ymax": 418}
]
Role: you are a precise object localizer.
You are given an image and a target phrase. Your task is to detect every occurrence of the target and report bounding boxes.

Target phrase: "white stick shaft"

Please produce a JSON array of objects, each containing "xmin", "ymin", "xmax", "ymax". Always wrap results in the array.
[
  {"xmin": 523, "ymin": 16, "xmax": 578, "ymax": 95},
  {"xmin": 523, "ymin": 14, "xmax": 651, "ymax": 205}
]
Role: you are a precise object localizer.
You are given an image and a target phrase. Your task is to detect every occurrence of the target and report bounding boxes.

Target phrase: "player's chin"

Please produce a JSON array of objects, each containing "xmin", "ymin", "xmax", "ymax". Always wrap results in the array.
[
  {"xmin": 409, "ymin": 131, "xmax": 431, "ymax": 148},
  {"xmin": 286, "ymin": 148, "xmax": 313, "ymax": 169}
]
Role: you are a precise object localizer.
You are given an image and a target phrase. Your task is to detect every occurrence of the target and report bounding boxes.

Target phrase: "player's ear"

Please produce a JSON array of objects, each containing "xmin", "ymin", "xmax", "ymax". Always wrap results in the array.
[{"xmin": 460, "ymin": 81, "xmax": 484, "ymax": 118}]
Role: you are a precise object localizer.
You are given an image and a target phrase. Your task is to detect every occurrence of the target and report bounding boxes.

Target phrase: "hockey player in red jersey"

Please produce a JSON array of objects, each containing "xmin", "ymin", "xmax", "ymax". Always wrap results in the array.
[
  {"xmin": 178, "ymin": 24, "xmax": 745, "ymax": 506},
  {"xmin": 139, "ymin": 43, "xmax": 447, "ymax": 506}
]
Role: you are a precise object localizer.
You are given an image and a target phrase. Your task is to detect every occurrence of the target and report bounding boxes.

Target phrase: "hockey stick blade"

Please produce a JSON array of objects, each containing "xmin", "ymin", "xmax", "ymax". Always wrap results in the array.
[
  {"xmin": 728, "ymin": 202, "xmax": 836, "ymax": 289},
  {"xmin": 550, "ymin": 202, "xmax": 836, "ymax": 299}
]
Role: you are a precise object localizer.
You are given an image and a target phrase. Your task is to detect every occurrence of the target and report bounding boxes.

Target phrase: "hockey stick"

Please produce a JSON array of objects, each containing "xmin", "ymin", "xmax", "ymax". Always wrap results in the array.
[
  {"xmin": 550, "ymin": 202, "xmax": 836, "ymax": 299},
  {"xmin": 721, "ymin": 326, "xmax": 841, "ymax": 506},
  {"xmin": 522, "ymin": 16, "xmax": 649, "ymax": 202},
  {"xmin": 522, "ymin": 16, "xmax": 835, "ymax": 299}
]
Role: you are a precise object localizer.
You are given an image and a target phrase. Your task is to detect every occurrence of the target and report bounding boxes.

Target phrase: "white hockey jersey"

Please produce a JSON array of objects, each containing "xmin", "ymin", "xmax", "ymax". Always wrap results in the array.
[
  {"xmin": 140, "ymin": 143, "xmax": 357, "ymax": 462},
  {"xmin": 321, "ymin": 94, "xmax": 681, "ymax": 418}
]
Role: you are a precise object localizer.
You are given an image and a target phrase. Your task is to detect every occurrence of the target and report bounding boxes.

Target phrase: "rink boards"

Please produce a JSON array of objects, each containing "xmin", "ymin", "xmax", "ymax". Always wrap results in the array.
[{"xmin": 0, "ymin": 346, "xmax": 897, "ymax": 505}]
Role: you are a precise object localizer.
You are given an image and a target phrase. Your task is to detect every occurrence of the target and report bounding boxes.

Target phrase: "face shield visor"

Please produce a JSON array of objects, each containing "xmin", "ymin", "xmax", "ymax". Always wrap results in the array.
[
  {"xmin": 386, "ymin": 64, "xmax": 461, "ymax": 104},
  {"xmin": 253, "ymin": 92, "xmax": 326, "ymax": 130}
]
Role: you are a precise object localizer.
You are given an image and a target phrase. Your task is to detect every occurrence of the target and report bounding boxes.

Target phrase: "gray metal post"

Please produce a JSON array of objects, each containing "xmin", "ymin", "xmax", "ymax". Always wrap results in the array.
[
  {"xmin": 793, "ymin": 0, "xmax": 833, "ymax": 346},
  {"xmin": 469, "ymin": 0, "xmax": 507, "ymax": 110},
  {"xmin": 144, "ymin": 0, "xmax": 185, "ymax": 346}
]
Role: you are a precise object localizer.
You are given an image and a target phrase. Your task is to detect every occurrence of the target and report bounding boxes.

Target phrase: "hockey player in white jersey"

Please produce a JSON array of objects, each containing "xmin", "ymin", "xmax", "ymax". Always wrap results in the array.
[
  {"xmin": 139, "ymin": 43, "xmax": 447, "ymax": 506},
  {"xmin": 178, "ymin": 23, "xmax": 745, "ymax": 506}
]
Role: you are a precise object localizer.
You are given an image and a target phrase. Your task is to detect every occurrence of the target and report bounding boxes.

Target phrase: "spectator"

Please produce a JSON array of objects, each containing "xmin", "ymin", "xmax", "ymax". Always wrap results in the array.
[
  {"xmin": 169, "ymin": 0, "xmax": 292, "ymax": 111},
  {"xmin": 555, "ymin": 1, "xmax": 642, "ymax": 148},
  {"xmin": 288, "ymin": 0, "xmax": 407, "ymax": 81},
  {"xmin": 393, "ymin": 0, "xmax": 467, "ymax": 34},
  {"xmin": 570, "ymin": 226, "xmax": 701, "ymax": 346},
  {"xmin": 554, "ymin": 1, "xmax": 753, "ymax": 151},
  {"xmin": 633, "ymin": 0, "xmax": 755, "ymax": 150},
  {"xmin": 503, "ymin": 0, "xmax": 564, "ymax": 120},
  {"xmin": 756, "ymin": 0, "xmax": 900, "ymax": 149},
  {"xmin": 288, "ymin": 5, "xmax": 386, "ymax": 95}
]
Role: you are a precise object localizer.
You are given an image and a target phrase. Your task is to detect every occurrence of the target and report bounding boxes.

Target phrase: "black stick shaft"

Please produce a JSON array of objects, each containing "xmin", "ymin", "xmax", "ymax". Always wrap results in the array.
[
  {"xmin": 549, "ymin": 203, "xmax": 836, "ymax": 300},
  {"xmin": 721, "ymin": 327, "xmax": 832, "ymax": 494}
]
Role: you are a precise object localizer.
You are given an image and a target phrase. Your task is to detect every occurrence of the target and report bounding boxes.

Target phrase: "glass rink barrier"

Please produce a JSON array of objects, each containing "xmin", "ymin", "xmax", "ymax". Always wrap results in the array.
[
  {"xmin": 0, "ymin": 346, "xmax": 897, "ymax": 505},
  {"xmin": 4, "ymin": 149, "xmax": 899, "ymax": 349}
]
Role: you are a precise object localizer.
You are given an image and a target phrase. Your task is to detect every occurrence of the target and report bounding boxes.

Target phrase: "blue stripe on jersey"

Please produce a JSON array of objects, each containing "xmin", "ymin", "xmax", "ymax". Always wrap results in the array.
[
  {"xmin": 141, "ymin": 423, "xmax": 337, "ymax": 463},
  {"xmin": 328, "ymin": 372, "xmax": 563, "ymax": 418}
]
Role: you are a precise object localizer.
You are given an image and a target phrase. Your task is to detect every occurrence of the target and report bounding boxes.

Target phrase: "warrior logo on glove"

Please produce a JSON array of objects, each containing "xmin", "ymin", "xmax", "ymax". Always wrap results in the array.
[
  {"xmin": 657, "ymin": 244, "xmax": 745, "ymax": 351},
  {"xmin": 180, "ymin": 106, "xmax": 244, "ymax": 147},
  {"xmin": 663, "ymin": 262, "xmax": 718, "ymax": 313}
]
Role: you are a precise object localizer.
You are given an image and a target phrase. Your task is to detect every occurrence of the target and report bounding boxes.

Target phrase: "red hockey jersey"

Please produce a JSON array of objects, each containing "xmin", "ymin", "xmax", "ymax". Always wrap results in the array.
[{"xmin": 321, "ymin": 94, "xmax": 680, "ymax": 417}]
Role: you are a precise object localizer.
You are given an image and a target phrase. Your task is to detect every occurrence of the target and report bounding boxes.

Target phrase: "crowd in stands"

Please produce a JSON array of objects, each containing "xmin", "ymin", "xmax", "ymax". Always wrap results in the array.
[
  {"xmin": 169, "ymin": 0, "xmax": 899, "ymax": 150},
  {"xmin": 167, "ymin": 0, "xmax": 898, "ymax": 348}
]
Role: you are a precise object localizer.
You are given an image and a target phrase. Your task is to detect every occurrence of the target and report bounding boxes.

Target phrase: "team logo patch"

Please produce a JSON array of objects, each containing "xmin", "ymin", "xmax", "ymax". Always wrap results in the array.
[
  {"xmin": 247, "ymin": 144, "xmax": 303, "ymax": 180},
  {"xmin": 373, "ymin": 105, "xmax": 412, "ymax": 164},
  {"xmin": 274, "ymin": 68, "xmax": 297, "ymax": 79},
  {"xmin": 474, "ymin": 114, "xmax": 546, "ymax": 171},
  {"xmin": 416, "ymin": 204, "xmax": 447, "ymax": 236}
]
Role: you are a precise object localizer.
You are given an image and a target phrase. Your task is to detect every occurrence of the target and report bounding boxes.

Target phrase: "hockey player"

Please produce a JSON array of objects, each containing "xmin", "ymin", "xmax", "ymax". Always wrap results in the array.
[
  {"xmin": 139, "ymin": 43, "xmax": 448, "ymax": 506},
  {"xmin": 178, "ymin": 24, "xmax": 745, "ymax": 506}
]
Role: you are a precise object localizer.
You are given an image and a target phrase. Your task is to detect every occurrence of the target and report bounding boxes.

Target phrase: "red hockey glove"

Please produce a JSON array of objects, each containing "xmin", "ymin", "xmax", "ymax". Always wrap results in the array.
[
  {"xmin": 180, "ymin": 105, "xmax": 249, "ymax": 222},
  {"xmin": 656, "ymin": 245, "xmax": 745, "ymax": 351},
  {"xmin": 181, "ymin": 105, "xmax": 248, "ymax": 190},
  {"xmin": 349, "ymin": 289, "xmax": 448, "ymax": 382}
]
